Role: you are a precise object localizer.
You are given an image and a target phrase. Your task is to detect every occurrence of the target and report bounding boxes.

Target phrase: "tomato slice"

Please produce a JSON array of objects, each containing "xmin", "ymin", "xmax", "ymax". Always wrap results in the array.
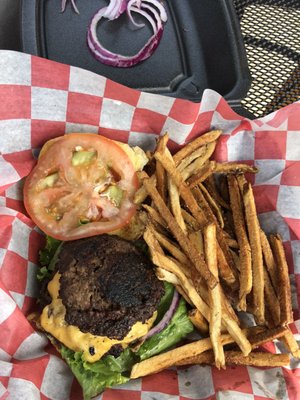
[{"xmin": 24, "ymin": 134, "xmax": 139, "ymax": 241}]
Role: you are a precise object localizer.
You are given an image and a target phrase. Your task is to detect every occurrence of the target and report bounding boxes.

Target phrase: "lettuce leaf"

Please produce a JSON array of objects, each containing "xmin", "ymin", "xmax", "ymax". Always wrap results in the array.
[
  {"xmin": 60, "ymin": 347, "xmax": 137, "ymax": 400},
  {"xmin": 137, "ymin": 296, "xmax": 193, "ymax": 360},
  {"xmin": 38, "ymin": 236, "xmax": 62, "ymax": 281},
  {"xmin": 154, "ymin": 281, "xmax": 174, "ymax": 323}
]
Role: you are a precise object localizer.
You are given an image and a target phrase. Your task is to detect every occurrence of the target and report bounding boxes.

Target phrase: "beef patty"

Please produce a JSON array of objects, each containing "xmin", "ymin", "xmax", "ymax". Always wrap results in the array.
[{"xmin": 54, "ymin": 235, "xmax": 164, "ymax": 339}]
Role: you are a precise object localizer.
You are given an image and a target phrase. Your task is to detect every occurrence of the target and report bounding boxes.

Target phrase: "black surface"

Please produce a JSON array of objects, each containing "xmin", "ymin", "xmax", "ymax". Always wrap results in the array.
[
  {"xmin": 0, "ymin": 0, "xmax": 22, "ymax": 50},
  {"xmin": 18, "ymin": 0, "xmax": 251, "ymax": 107},
  {"xmin": 0, "ymin": 1, "xmax": 253, "ymax": 115}
]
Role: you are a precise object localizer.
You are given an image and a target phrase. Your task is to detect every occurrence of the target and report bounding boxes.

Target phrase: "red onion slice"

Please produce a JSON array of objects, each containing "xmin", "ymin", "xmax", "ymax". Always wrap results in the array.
[
  {"xmin": 143, "ymin": 289, "xmax": 180, "ymax": 340},
  {"xmin": 87, "ymin": 0, "xmax": 167, "ymax": 68},
  {"xmin": 61, "ymin": 0, "xmax": 67, "ymax": 13},
  {"xmin": 127, "ymin": 0, "xmax": 145, "ymax": 29},
  {"xmin": 142, "ymin": 0, "xmax": 167, "ymax": 22},
  {"xmin": 129, "ymin": 6, "xmax": 156, "ymax": 31},
  {"xmin": 61, "ymin": 0, "xmax": 79, "ymax": 14}
]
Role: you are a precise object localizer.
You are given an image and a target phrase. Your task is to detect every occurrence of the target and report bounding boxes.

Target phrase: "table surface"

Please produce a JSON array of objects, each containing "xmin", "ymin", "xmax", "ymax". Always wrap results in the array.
[{"xmin": 0, "ymin": 0, "xmax": 299, "ymax": 118}]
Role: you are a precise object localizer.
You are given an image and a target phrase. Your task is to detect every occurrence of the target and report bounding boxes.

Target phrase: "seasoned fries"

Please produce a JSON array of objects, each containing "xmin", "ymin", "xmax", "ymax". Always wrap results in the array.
[
  {"xmin": 204, "ymin": 223, "xmax": 225, "ymax": 369},
  {"xmin": 142, "ymin": 173, "xmax": 217, "ymax": 288},
  {"xmin": 242, "ymin": 181, "xmax": 265, "ymax": 324},
  {"xmin": 189, "ymin": 309, "xmax": 209, "ymax": 336},
  {"xmin": 269, "ymin": 234, "xmax": 293, "ymax": 324},
  {"xmin": 280, "ymin": 328, "xmax": 300, "ymax": 358},
  {"xmin": 173, "ymin": 130, "xmax": 222, "ymax": 166},
  {"xmin": 228, "ymin": 175, "xmax": 252, "ymax": 311},
  {"xmin": 155, "ymin": 134, "xmax": 168, "ymax": 202},
  {"xmin": 187, "ymin": 161, "xmax": 216, "ymax": 188},
  {"xmin": 131, "ymin": 130, "xmax": 298, "ymax": 379},
  {"xmin": 176, "ymin": 351, "xmax": 290, "ymax": 368},
  {"xmin": 131, "ymin": 332, "xmax": 236, "ymax": 379}
]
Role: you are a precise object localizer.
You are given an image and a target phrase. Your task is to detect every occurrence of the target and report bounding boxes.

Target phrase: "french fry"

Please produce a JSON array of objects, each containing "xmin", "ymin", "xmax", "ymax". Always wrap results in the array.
[
  {"xmin": 227, "ymin": 175, "xmax": 252, "ymax": 311},
  {"xmin": 156, "ymin": 267, "xmax": 180, "ymax": 286},
  {"xmin": 142, "ymin": 173, "xmax": 218, "ymax": 288},
  {"xmin": 177, "ymin": 145, "xmax": 214, "ymax": 172},
  {"xmin": 249, "ymin": 326, "xmax": 287, "ymax": 349},
  {"xmin": 144, "ymin": 230, "xmax": 192, "ymax": 299},
  {"xmin": 175, "ymin": 284, "xmax": 194, "ymax": 305},
  {"xmin": 157, "ymin": 266, "xmax": 193, "ymax": 305},
  {"xmin": 264, "ymin": 269, "xmax": 281, "ymax": 327},
  {"xmin": 193, "ymin": 273, "xmax": 239, "ymax": 325},
  {"xmin": 205, "ymin": 175, "xmax": 230, "ymax": 210},
  {"xmin": 155, "ymin": 152, "xmax": 209, "ymax": 227},
  {"xmin": 269, "ymin": 234, "xmax": 293, "ymax": 325},
  {"xmin": 204, "ymin": 223, "xmax": 225, "ymax": 369},
  {"xmin": 137, "ymin": 131, "xmax": 295, "ymax": 376},
  {"xmin": 215, "ymin": 162, "xmax": 258, "ymax": 175},
  {"xmin": 131, "ymin": 326, "xmax": 260, "ymax": 379},
  {"xmin": 236, "ymin": 173, "xmax": 248, "ymax": 194},
  {"xmin": 151, "ymin": 227, "xmax": 190, "ymax": 266},
  {"xmin": 142, "ymin": 204, "xmax": 167, "ymax": 229},
  {"xmin": 189, "ymin": 230, "xmax": 204, "ymax": 255},
  {"xmin": 154, "ymin": 252, "xmax": 251, "ymax": 355},
  {"xmin": 280, "ymin": 329, "xmax": 300, "ymax": 358},
  {"xmin": 155, "ymin": 134, "xmax": 169, "ymax": 202},
  {"xmin": 221, "ymin": 314, "xmax": 252, "ymax": 356},
  {"xmin": 134, "ymin": 173, "xmax": 156, "ymax": 204},
  {"xmin": 154, "ymin": 253, "xmax": 238, "ymax": 330},
  {"xmin": 173, "ymin": 130, "xmax": 222, "ymax": 166},
  {"xmin": 192, "ymin": 187, "xmax": 237, "ymax": 279},
  {"xmin": 187, "ymin": 161, "xmax": 216, "ymax": 188},
  {"xmin": 168, "ymin": 177, "xmax": 187, "ymax": 233},
  {"xmin": 176, "ymin": 350, "xmax": 290, "ymax": 368},
  {"xmin": 230, "ymin": 249, "xmax": 240, "ymax": 273},
  {"xmin": 242, "ymin": 182, "xmax": 265, "ymax": 325},
  {"xmin": 199, "ymin": 183, "xmax": 224, "ymax": 228},
  {"xmin": 131, "ymin": 332, "xmax": 235, "ymax": 378},
  {"xmin": 216, "ymin": 244, "xmax": 238, "ymax": 287},
  {"xmin": 143, "ymin": 225, "xmax": 164, "ymax": 256},
  {"xmin": 180, "ymin": 142, "xmax": 217, "ymax": 180},
  {"xmin": 225, "ymin": 238, "xmax": 239, "ymax": 249},
  {"xmin": 260, "ymin": 230, "xmax": 278, "ymax": 294},
  {"xmin": 188, "ymin": 309, "xmax": 209, "ymax": 336},
  {"xmin": 181, "ymin": 208, "xmax": 201, "ymax": 231},
  {"xmin": 152, "ymin": 252, "xmax": 211, "ymax": 319},
  {"xmin": 163, "ymin": 147, "xmax": 187, "ymax": 233},
  {"xmin": 222, "ymin": 209, "xmax": 236, "ymax": 239}
]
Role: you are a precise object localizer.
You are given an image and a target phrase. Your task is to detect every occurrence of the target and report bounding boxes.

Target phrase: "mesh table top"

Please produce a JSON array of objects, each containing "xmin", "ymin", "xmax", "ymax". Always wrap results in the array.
[{"xmin": 233, "ymin": 0, "xmax": 300, "ymax": 117}]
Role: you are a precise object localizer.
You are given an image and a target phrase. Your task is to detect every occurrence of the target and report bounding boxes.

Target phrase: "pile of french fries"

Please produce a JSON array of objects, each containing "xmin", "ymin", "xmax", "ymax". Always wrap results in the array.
[{"xmin": 131, "ymin": 130, "xmax": 300, "ymax": 379}]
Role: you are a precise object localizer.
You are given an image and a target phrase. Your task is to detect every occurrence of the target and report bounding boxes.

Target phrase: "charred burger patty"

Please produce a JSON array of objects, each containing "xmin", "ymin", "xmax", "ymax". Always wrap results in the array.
[{"xmin": 55, "ymin": 235, "xmax": 164, "ymax": 339}]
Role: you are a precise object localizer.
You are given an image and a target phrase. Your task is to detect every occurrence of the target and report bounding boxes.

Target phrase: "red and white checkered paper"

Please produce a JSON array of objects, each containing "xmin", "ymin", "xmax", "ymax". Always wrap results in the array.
[{"xmin": 0, "ymin": 50, "xmax": 300, "ymax": 400}]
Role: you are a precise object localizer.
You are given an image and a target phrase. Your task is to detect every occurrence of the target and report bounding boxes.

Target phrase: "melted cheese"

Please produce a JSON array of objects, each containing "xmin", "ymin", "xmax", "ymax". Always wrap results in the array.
[
  {"xmin": 116, "ymin": 142, "xmax": 148, "ymax": 172},
  {"xmin": 40, "ymin": 273, "xmax": 157, "ymax": 363}
]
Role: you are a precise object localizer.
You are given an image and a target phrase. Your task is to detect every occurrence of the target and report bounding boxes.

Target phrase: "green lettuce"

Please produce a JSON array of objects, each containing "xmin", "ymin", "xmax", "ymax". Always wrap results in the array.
[
  {"xmin": 137, "ymin": 297, "xmax": 193, "ymax": 360},
  {"xmin": 60, "ymin": 347, "xmax": 136, "ymax": 400},
  {"xmin": 38, "ymin": 236, "xmax": 62, "ymax": 281}
]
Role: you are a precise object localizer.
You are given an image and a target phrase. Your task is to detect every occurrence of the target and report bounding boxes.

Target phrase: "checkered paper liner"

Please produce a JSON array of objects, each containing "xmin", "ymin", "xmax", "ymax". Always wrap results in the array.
[{"xmin": 0, "ymin": 50, "xmax": 300, "ymax": 400}]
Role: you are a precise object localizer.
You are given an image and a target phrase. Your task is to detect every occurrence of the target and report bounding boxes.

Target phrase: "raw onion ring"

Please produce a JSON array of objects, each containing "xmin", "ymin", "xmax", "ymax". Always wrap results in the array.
[{"xmin": 87, "ymin": 0, "xmax": 167, "ymax": 67}]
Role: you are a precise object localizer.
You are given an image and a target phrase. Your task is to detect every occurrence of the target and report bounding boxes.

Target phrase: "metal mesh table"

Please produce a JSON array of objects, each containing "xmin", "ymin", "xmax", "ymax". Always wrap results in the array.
[{"xmin": 233, "ymin": 0, "xmax": 300, "ymax": 117}]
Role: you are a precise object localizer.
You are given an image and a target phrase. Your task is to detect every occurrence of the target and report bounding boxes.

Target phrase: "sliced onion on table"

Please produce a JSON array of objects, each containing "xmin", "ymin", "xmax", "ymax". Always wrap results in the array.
[
  {"xmin": 143, "ymin": 289, "xmax": 180, "ymax": 340},
  {"xmin": 88, "ymin": 0, "xmax": 167, "ymax": 67},
  {"xmin": 62, "ymin": 0, "xmax": 167, "ymax": 67}
]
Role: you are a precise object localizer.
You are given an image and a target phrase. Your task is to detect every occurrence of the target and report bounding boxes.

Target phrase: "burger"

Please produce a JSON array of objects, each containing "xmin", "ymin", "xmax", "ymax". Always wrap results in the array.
[{"xmin": 24, "ymin": 134, "xmax": 194, "ymax": 399}]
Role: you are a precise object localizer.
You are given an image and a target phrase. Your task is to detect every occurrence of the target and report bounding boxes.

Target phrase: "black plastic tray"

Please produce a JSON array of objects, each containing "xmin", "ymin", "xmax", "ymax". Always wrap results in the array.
[{"xmin": 19, "ymin": 0, "xmax": 251, "ymax": 110}]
